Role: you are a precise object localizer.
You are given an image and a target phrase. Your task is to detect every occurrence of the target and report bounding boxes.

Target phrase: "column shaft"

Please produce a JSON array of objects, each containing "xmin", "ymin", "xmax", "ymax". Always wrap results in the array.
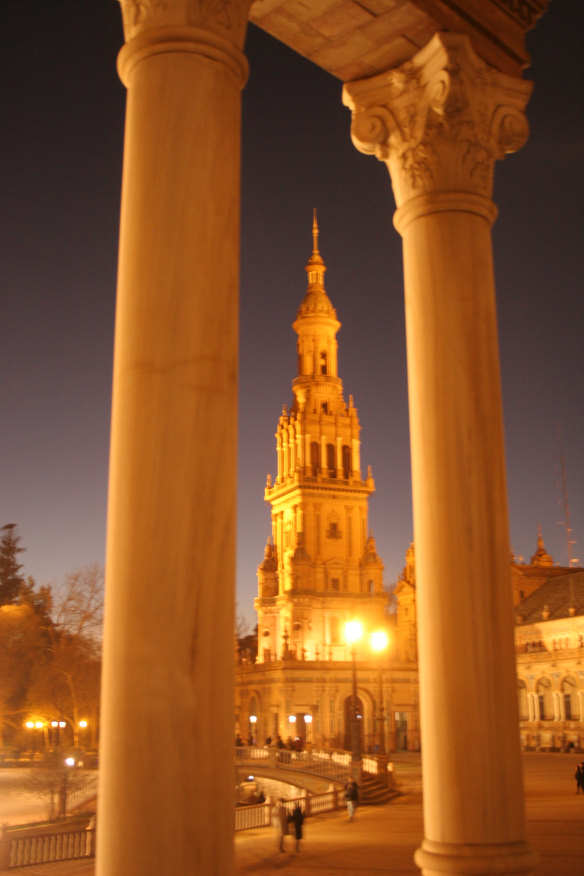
[
  {"xmin": 402, "ymin": 203, "xmax": 527, "ymax": 845},
  {"xmin": 344, "ymin": 32, "xmax": 536, "ymax": 876},
  {"xmin": 98, "ymin": 23, "xmax": 247, "ymax": 876}
]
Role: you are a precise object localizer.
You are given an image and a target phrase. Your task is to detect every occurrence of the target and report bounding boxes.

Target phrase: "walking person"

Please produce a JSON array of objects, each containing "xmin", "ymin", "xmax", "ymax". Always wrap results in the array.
[
  {"xmin": 272, "ymin": 798, "xmax": 289, "ymax": 852},
  {"xmin": 575, "ymin": 762, "xmax": 584, "ymax": 794},
  {"xmin": 344, "ymin": 779, "xmax": 359, "ymax": 821},
  {"xmin": 289, "ymin": 802, "xmax": 304, "ymax": 852}
]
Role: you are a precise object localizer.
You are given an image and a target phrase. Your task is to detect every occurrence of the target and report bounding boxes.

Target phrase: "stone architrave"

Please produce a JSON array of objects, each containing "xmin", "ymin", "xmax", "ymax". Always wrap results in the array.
[
  {"xmin": 99, "ymin": 2, "xmax": 251, "ymax": 874},
  {"xmin": 344, "ymin": 33, "xmax": 537, "ymax": 876}
]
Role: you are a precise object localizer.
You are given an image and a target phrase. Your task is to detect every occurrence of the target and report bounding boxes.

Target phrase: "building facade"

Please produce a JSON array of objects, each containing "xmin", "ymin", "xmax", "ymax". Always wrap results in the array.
[
  {"xmin": 235, "ymin": 217, "xmax": 419, "ymax": 752},
  {"xmin": 394, "ymin": 538, "xmax": 584, "ymax": 750}
]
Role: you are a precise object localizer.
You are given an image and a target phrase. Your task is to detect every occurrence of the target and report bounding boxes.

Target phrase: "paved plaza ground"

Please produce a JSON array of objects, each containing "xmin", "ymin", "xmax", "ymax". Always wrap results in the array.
[{"xmin": 11, "ymin": 753, "xmax": 584, "ymax": 874}]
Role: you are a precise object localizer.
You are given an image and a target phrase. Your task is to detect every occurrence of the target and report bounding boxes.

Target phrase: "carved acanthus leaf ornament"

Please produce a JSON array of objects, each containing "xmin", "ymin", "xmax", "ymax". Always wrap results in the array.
[
  {"xmin": 118, "ymin": 0, "xmax": 251, "ymax": 46},
  {"xmin": 343, "ymin": 33, "xmax": 532, "ymax": 207}
]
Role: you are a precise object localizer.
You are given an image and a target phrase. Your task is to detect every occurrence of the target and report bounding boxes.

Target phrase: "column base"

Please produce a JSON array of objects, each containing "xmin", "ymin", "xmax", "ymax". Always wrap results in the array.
[{"xmin": 414, "ymin": 838, "xmax": 539, "ymax": 875}]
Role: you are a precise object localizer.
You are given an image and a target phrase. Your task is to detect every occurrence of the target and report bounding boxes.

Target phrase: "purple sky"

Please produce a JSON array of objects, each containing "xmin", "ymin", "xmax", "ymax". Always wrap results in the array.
[{"xmin": 1, "ymin": 2, "xmax": 582, "ymax": 628}]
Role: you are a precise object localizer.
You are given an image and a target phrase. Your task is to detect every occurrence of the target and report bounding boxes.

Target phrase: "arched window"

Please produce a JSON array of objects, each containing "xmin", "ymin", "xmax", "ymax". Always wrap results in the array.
[
  {"xmin": 310, "ymin": 441, "xmax": 319, "ymax": 477},
  {"xmin": 320, "ymin": 351, "xmax": 327, "ymax": 375},
  {"xmin": 342, "ymin": 445, "xmax": 351, "ymax": 479},
  {"xmin": 536, "ymin": 678, "xmax": 552, "ymax": 721},
  {"xmin": 562, "ymin": 677, "xmax": 578, "ymax": 721},
  {"xmin": 326, "ymin": 443, "xmax": 335, "ymax": 477},
  {"xmin": 517, "ymin": 680, "xmax": 528, "ymax": 721}
]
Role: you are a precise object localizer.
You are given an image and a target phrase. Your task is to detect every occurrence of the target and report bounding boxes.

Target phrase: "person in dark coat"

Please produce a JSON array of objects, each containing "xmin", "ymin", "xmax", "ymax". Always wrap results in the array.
[
  {"xmin": 344, "ymin": 779, "xmax": 359, "ymax": 820},
  {"xmin": 575, "ymin": 762, "xmax": 584, "ymax": 794},
  {"xmin": 289, "ymin": 803, "xmax": 304, "ymax": 852}
]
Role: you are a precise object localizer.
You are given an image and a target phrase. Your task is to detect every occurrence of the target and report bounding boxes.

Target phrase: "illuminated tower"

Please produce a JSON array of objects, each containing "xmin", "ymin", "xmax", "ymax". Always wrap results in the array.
[{"xmin": 255, "ymin": 213, "xmax": 387, "ymax": 662}]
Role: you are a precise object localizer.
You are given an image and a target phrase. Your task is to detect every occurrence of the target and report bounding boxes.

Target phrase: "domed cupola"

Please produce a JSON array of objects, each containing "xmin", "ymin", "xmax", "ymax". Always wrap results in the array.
[
  {"xmin": 294, "ymin": 210, "xmax": 340, "ymax": 328},
  {"xmin": 530, "ymin": 527, "xmax": 554, "ymax": 567}
]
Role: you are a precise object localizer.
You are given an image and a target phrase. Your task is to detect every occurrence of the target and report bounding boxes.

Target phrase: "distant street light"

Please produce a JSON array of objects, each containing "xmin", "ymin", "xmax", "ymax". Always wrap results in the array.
[
  {"xmin": 59, "ymin": 757, "xmax": 76, "ymax": 818},
  {"xmin": 369, "ymin": 629, "xmax": 390, "ymax": 754}
]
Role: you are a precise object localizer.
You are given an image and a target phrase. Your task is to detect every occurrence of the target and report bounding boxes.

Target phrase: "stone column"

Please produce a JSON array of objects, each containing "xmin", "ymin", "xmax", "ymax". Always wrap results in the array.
[
  {"xmin": 344, "ymin": 33, "xmax": 537, "ymax": 876},
  {"xmin": 99, "ymin": 3, "xmax": 250, "ymax": 875}
]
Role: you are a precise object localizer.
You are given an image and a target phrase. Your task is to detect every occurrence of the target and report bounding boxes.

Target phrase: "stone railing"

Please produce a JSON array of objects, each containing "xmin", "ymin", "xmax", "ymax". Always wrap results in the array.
[
  {"xmin": 235, "ymin": 746, "xmax": 394, "ymax": 786},
  {"xmin": 0, "ymin": 826, "xmax": 95, "ymax": 871},
  {"xmin": 235, "ymin": 789, "xmax": 344, "ymax": 832}
]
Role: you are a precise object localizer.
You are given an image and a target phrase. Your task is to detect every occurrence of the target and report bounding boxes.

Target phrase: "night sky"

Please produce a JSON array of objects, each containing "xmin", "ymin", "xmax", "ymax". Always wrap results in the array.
[{"xmin": 2, "ymin": 2, "xmax": 582, "ymax": 628}]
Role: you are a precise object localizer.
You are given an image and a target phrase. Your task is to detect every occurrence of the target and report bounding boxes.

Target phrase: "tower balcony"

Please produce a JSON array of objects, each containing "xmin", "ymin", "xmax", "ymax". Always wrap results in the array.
[{"xmin": 265, "ymin": 467, "xmax": 374, "ymax": 501}]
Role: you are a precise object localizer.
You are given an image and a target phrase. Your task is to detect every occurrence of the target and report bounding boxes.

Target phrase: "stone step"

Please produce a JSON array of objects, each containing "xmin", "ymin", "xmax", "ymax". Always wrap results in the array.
[{"xmin": 359, "ymin": 774, "xmax": 400, "ymax": 805}]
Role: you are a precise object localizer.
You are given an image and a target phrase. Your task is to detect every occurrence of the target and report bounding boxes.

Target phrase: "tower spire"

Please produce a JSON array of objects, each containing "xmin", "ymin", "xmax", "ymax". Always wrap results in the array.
[
  {"xmin": 312, "ymin": 208, "xmax": 320, "ymax": 256},
  {"xmin": 305, "ymin": 209, "xmax": 326, "ymax": 282}
]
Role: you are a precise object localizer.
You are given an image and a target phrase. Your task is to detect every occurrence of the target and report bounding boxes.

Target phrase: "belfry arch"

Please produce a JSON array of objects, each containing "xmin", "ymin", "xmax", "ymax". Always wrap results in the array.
[{"xmin": 99, "ymin": 3, "xmax": 550, "ymax": 874}]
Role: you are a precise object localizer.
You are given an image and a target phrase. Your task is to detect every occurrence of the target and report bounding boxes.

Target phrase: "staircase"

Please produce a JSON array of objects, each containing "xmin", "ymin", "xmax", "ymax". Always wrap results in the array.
[{"xmin": 360, "ymin": 772, "xmax": 400, "ymax": 805}]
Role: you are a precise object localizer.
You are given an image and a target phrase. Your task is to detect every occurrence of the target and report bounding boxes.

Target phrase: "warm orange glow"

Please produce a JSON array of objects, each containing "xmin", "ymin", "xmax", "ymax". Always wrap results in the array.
[
  {"xmin": 78, "ymin": 719, "xmax": 88, "ymax": 728},
  {"xmin": 34, "ymin": 721, "xmax": 44, "ymax": 729},
  {"xmin": 369, "ymin": 629, "xmax": 390, "ymax": 653},
  {"xmin": 25, "ymin": 721, "xmax": 34, "ymax": 729},
  {"xmin": 344, "ymin": 619, "xmax": 363, "ymax": 645}
]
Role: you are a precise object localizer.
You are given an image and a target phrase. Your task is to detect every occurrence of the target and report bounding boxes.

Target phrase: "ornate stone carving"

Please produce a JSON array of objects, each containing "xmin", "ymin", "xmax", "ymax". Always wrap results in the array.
[
  {"xmin": 343, "ymin": 33, "xmax": 532, "ymax": 207},
  {"xmin": 118, "ymin": 0, "xmax": 251, "ymax": 46},
  {"xmin": 118, "ymin": 0, "xmax": 168, "ymax": 40},
  {"xmin": 492, "ymin": 0, "xmax": 549, "ymax": 29}
]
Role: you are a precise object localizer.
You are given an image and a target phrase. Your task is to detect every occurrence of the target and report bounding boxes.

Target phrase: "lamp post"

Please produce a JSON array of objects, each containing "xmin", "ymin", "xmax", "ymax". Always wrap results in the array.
[
  {"xmin": 369, "ymin": 630, "xmax": 390, "ymax": 755},
  {"xmin": 248, "ymin": 714, "xmax": 257, "ymax": 745},
  {"xmin": 344, "ymin": 620, "xmax": 363, "ymax": 781},
  {"xmin": 59, "ymin": 756, "xmax": 76, "ymax": 818}
]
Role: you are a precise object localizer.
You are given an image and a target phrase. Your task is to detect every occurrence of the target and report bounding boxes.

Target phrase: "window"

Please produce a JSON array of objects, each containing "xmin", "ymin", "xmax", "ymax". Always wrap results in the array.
[
  {"xmin": 517, "ymin": 681, "xmax": 528, "ymax": 721},
  {"xmin": 331, "ymin": 578, "xmax": 340, "ymax": 591},
  {"xmin": 326, "ymin": 443, "xmax": 335, "ymax": 476},
  {"xmin": 327, "ymin": 521, "xmax": 341, "ymax": 539},
  {"xmin": 321, "ymin": 401, "xmax": 328, "ymax": 414},
  {"xmin": 536, "ymin": 679, "xmax": 552, "ymax": 720},
  {"xmin": 368, "ymin": 580, "xmax": 374, "ymax": 594},
  {"xmin": 320, "ymin": 351, "xmax": 327, "ymax": 375},
  {"xmin": 310, "ymin": 441, "xmax": 319, "ymax": 476},
  {"xmin": 342, "ymin": 445, "xmax": 351, "ymax": 479},
  {"xmin": 562, "ymin": 678, "xmax": 578, "ymax": 720}
]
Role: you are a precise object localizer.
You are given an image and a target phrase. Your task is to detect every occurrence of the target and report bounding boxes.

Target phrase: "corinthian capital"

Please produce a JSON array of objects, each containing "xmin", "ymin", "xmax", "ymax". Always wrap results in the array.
[
  {"xmin": 118, "ymin": 0, "xmax": 251, "ymax": 48},
  {"xmin": 343, "ymin": 33, "xmax": 532, "ymax": 207}
]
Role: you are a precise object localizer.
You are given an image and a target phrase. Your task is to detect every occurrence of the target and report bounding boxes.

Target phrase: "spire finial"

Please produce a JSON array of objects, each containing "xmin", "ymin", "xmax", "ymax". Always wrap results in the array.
[
  {"xmin": 312, "ymin": 208, "xmax": 320, "ymax": 255},
  {"xmin": 537, "ymin": 523, "xmax": 544, "ymax": 549}
]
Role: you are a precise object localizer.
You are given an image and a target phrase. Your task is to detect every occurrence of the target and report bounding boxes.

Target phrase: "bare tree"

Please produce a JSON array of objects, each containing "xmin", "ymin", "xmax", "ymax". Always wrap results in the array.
[{"xmin": 27, "ymin": 566, "xmax": 103, "ymax": 747}]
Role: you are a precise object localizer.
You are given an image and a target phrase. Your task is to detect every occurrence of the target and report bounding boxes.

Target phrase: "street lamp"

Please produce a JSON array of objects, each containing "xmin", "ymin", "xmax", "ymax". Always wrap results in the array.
[
  {"xmin": 369, "ymin": 629, "xmax": 390, "ymax": 754},
  {"xmin": 249, "ymin": 714, "xmax": 257, "ymax": 745},
  {"xmin": 344, "ymin": 620, "xmax": 363, "ymax": 780}
]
